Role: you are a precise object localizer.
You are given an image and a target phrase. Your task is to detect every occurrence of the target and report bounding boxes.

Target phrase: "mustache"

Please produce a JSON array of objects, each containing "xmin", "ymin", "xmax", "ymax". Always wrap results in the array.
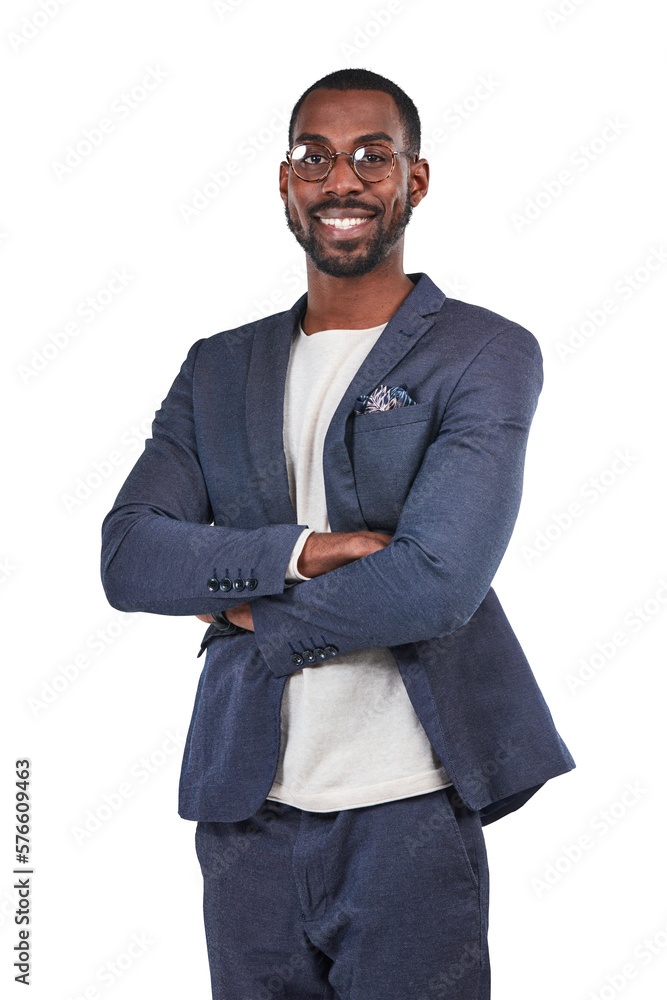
[{"xmin": 309, "ymin": 201, "xmax": 381, "ymax": 217}]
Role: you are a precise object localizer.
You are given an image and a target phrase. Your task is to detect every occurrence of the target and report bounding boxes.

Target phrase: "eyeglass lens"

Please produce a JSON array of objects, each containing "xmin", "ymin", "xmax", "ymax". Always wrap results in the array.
[{"xmin": 290, "ymin": 143, "xmax": 393, "ymax": 181}]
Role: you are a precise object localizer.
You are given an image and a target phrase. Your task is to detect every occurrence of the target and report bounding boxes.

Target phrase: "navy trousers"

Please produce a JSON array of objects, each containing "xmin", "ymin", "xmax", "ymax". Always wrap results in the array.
[{"xmin": 195, "ymin": 785, "xmax": 490, "ymax": 999}]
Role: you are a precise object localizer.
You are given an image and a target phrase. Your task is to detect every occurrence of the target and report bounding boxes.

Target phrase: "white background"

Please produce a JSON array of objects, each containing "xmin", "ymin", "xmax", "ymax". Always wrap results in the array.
[{"xmin": 2, "ymin": 1, "xmax": 666, "ymax": 997}]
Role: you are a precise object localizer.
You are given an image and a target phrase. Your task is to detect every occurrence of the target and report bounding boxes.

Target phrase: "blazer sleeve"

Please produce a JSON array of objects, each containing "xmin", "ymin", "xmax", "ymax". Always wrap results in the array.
[
  {"xmin": 250, "ymin": 324, "xmax": 544, "ymax": 677},
  {"xmin": 100, "ymin": 338, "xmax": 310, "ymax": 615}
]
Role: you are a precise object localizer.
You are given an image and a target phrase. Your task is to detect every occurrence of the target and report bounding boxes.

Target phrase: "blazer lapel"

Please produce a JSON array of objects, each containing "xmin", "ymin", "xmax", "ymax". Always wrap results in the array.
[
  {"xmin": 322, "ymin": 272, "xmax": 445, "ymax": 531},
  {"xmin": 245, "ymin": 292, "xmax": 307, "ymax": 525},
  {"xmin": 245, "ymin": 272, "xmax": 446, "ymax": 531}
]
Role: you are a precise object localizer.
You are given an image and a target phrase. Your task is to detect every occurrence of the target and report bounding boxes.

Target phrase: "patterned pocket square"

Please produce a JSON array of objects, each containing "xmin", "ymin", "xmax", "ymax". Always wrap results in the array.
[{"xmin": 353, "ymin": 383, "xmax": 417, "ymax": 415}]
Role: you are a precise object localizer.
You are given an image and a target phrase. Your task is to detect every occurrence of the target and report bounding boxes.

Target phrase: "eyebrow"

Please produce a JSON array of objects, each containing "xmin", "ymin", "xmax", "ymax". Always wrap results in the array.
[{"xmin": 293, "ymin": 130, "xmax": 397, "ymax": 147}]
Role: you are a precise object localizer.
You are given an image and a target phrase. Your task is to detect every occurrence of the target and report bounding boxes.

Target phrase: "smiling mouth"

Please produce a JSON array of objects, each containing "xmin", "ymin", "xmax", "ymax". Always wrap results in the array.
[
  {"xmin": 318, "ymin": 216, "xmax": 371, "ymax": 229},
  {"xmin": 314, "ymin": 215, "xmax": 377, "ymax": 239}
]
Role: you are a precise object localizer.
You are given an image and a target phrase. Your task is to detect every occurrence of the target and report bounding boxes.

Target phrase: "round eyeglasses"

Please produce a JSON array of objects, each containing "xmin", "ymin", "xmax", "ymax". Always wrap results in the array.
[{"xmin": 286, "ymin": 142, "xmax": 418, "ymax": 183}]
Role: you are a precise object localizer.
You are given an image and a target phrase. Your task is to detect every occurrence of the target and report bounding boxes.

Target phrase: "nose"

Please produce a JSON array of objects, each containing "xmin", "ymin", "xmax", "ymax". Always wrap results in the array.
[{"xmin": 321, "ymin": 152, "xmax": 365, "ymax": 197}]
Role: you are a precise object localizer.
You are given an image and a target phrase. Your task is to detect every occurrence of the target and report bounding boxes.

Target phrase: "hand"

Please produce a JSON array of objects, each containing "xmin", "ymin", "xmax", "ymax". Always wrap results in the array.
[
  {"xmin": 196, "ymin": 602, "xmax": 254, "ymax": 632},
  {"xmin": 297, "ymin": 530, "xmax": 393, "ymax": 578}
]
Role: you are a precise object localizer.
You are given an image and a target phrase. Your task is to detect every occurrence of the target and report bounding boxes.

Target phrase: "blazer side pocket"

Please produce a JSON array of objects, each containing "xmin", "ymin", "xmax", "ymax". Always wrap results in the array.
[{"xmin": 197, "ymin": 622, "xmax": 246, "ymax": 658}]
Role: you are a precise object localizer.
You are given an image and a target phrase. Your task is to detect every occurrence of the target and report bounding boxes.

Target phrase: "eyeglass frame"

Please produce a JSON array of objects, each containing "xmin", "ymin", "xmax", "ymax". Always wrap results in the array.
[{"xmin": 285, "ymin": 141, "xmax": 419, "ymax": 184}]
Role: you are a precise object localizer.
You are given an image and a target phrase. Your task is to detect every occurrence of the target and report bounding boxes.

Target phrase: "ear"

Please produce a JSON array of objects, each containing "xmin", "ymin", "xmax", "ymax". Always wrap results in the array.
[
  {"xmin": 410, "ymin": 158, "xmax": 429, "ymax": 206},
  {"xmin": 279, "ymin": 160, "xmax": 290, "ymax": 206}
]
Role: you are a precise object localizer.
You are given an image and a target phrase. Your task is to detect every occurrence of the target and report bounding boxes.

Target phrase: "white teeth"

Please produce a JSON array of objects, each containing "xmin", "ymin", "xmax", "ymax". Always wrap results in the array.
[{"xmin": 319, "ymin": 217, "xmax": 368, "ymax": 229}]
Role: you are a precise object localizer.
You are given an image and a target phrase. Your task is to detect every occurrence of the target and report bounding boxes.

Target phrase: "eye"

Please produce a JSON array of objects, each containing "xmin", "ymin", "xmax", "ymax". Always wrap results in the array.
[{"xmin": 355, "ymin": 145, "xmax": 391, "ymax": 164}]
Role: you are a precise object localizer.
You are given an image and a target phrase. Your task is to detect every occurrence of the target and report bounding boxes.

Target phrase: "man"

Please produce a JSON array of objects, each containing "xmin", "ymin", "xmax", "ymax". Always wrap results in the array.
[{"xmin": 101, "ymin": 68, "xmax": 575, "ymax": 1000}]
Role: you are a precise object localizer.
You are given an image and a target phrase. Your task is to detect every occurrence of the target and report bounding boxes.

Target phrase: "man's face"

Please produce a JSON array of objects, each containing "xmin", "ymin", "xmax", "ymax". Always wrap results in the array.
[{"xmin": 280, "ymin": 89, "xmax": 427, "ymax": 278}]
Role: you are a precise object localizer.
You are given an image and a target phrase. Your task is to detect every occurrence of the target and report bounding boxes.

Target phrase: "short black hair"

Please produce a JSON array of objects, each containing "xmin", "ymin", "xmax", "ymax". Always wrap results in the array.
[{"xmin": 288, "ymin": 68, "xmax": 421, "ymax": 158}]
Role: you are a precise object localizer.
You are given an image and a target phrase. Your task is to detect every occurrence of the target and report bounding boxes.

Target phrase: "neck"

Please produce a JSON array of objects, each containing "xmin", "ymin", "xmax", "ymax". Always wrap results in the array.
[{"xmin": 300, "ymin": 254, "xmax": 416, "ymax": 335}]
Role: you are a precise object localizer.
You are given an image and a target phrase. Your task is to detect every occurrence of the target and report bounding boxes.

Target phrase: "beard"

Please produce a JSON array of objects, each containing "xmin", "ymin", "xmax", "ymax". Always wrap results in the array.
[{"xmin": 283, "ymin": 185, "xmax": 413, "ymax": 278}]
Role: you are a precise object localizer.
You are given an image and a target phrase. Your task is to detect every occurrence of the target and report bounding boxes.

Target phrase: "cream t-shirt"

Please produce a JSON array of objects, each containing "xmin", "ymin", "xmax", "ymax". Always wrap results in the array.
[{"xmin": 265, "ymin": 317, "xmax": 452, "ymax": 812}]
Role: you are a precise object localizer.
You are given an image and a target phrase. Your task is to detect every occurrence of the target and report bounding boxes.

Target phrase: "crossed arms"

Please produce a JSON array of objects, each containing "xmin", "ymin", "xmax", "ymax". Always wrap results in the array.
[
  {"xmin": 196, "ymin": 529, "xmax": 394, "ymax": 631},
  {"xmin": 101, "ymin": 323, "xmax": 543, "ymax": 678}
]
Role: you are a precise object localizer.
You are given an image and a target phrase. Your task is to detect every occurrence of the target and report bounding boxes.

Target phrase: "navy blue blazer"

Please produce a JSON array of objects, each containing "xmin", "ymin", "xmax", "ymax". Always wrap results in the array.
[{"xmin": 100, "ymin": 272, "xmax": 575, "ymax": 826}]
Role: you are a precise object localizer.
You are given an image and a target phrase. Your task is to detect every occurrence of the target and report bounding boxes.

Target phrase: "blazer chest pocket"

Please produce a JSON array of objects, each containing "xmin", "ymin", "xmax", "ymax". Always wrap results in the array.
[{"xmin": 350, "ymin": 401, "xmax": 431, "ymax": 532}]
